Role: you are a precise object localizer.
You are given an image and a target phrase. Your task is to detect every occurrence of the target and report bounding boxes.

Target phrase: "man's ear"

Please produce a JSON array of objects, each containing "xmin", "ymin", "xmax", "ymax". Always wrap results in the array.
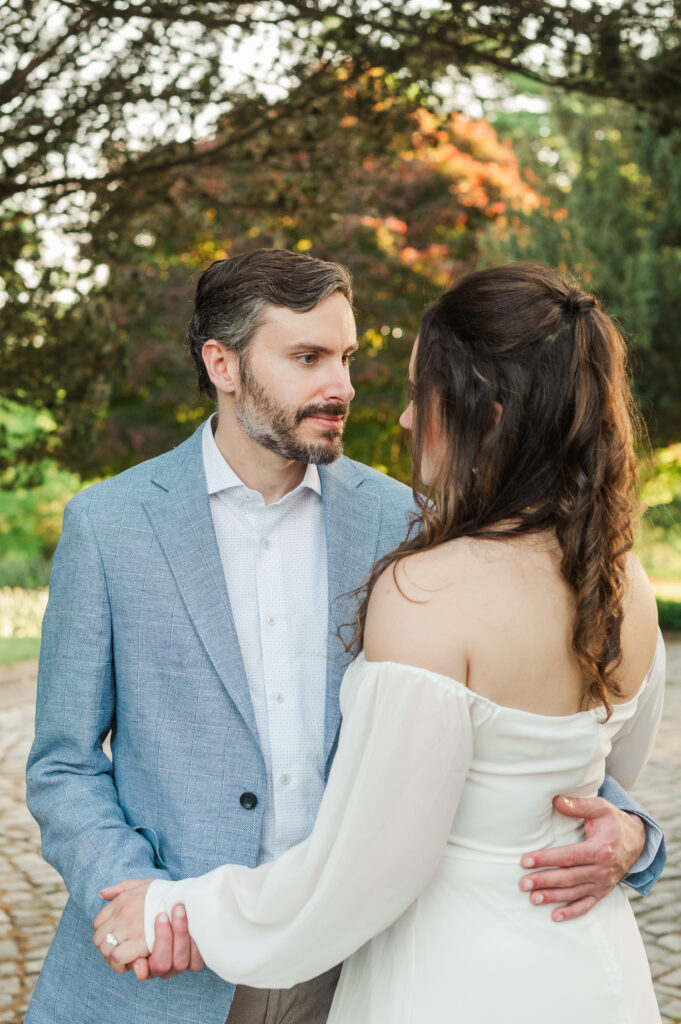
[{"xmin": 202, "ymin": 339, "xmax": 240, "ymax": 395}]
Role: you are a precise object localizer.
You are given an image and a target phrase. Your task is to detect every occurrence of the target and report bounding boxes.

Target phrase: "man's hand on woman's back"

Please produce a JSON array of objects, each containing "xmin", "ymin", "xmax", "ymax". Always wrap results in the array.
[{"xmin": 519, "ymin": 795, "xmax": 646, "ymax": 921}]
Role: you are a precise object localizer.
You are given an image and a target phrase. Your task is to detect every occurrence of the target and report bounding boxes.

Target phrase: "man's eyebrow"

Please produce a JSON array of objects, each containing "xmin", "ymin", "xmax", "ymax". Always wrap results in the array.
[{"xmin": 288, "ymin": 341, "xmax": 359, "ymax": 354}]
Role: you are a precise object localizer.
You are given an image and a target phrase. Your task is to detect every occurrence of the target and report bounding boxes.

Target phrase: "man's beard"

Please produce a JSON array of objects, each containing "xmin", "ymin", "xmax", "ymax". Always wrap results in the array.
[{"xmin": 234, "ymin": 359, "xmax": 349, "ymax": 465}]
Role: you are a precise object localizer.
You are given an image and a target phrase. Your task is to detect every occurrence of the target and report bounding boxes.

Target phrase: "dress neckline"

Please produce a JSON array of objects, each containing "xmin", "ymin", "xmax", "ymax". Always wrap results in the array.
[{"xmin": 356, "ymin": 630, "xmax": 662, "ymax": 722}]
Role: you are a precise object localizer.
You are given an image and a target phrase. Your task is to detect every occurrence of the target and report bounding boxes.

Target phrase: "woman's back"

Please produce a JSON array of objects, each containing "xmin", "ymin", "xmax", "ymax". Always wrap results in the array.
[
  {"xmin": 362, "ymin": 536, "xmax": 661, "ymax": 857},
  {"xmin": 327, "ymin": 544, "xmax": 664, "ymax": 1023},
  {"xmin": 363, "ymin": 532, "xmax": 659, "ymax": 717}
]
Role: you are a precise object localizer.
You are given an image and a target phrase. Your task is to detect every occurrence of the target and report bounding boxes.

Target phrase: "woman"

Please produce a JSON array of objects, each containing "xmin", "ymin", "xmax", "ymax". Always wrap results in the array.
[{"xmin": 94, "ymin": 262, "xmax": 663, "ymax": 1022}]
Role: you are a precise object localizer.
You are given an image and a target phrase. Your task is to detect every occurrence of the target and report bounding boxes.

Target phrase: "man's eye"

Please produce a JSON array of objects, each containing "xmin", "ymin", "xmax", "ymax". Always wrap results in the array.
[
  {"xmin": 343, "ymin": 354, "xmax": 356, "ymax": 366},
  {"xmin": 297, "ymin": 354, "xmax": 317, "ymax": 365}
]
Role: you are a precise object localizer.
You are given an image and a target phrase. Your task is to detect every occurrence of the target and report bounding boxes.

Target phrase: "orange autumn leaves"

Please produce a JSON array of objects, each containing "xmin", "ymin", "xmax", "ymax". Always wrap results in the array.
[{"xmin": 354, "ymin": 107, "xmax": 541, "ymax": 287}]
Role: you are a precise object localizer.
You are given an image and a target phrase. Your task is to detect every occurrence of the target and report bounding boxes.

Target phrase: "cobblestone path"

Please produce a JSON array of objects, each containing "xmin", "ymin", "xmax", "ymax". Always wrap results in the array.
[{"xmin": 1, "ymin": 645, "xmax": 680, "ymax": 1023}]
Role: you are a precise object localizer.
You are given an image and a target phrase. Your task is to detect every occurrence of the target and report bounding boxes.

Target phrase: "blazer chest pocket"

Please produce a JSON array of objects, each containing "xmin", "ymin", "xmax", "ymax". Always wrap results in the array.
[{"xmin": 134, "ymin": 825, "xmax": 167, "ymax": 869}]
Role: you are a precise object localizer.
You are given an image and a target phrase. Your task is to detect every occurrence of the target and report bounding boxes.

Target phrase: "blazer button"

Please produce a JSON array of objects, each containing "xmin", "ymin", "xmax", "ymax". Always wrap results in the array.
[{"xmin": 240, "ymin": 792, "xmax": 258, "ymax": 810}]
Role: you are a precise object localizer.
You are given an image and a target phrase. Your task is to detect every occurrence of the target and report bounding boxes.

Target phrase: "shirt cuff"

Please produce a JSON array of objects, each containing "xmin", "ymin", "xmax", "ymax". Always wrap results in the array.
[
  {"xmin": 144, "ymin": 878, "xmax": 179, "ymax": 953},
  {"xmin": 598, "ymin": 774, "xmax": 666, "ymax": 895}
]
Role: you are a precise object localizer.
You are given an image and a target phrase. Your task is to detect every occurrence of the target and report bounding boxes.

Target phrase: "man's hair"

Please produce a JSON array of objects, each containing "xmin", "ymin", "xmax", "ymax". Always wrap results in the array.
[{"xmin": 187, "ymin": 248, "xmax": 354, "ymax": 399}]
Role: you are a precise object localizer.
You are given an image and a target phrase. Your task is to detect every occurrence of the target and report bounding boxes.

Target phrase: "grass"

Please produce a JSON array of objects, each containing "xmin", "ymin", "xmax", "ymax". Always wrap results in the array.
[{"xmin": 0, "ymin": 636, "xmax": 40, "ymax": 666}]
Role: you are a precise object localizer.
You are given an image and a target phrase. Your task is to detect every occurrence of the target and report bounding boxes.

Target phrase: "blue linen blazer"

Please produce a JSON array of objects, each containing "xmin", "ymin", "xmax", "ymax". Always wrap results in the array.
[
  {"xmin": 25, "ymin": 424, "xmax": 417, "ymax": 1023},
  {"xmin": 25, "ymin": 423, "xmax": 665, "ymax": 1024}
]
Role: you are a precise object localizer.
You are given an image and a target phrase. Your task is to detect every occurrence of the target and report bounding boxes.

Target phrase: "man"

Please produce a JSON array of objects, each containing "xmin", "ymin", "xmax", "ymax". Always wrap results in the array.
[{"xmin": 26, "ymin": 249, "xmax": 665, "ymax": 1024}]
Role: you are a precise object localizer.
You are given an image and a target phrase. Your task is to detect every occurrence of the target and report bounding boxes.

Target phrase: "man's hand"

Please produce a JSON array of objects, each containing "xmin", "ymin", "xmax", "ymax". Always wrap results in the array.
[
  {"xmin": 132, "ymin": 906, "xmax": 205, "ymax": 980},
  {"xmin": 519, "ymin": 795, "xmax": 646, "ymax": 922},
  {"xmin": 94, "ymin": 879, "xmax": 204, "ymax": 980}
]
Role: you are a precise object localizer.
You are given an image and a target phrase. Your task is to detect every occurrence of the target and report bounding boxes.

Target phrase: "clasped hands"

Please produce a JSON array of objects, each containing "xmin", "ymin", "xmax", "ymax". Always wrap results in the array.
[
  {"xmin": 93, "ymin": 880, "xmax": 205, "ymax": 980},
  {"xmin": 92, "ymin": 795, "xmax": 646, "ymax": 980}
]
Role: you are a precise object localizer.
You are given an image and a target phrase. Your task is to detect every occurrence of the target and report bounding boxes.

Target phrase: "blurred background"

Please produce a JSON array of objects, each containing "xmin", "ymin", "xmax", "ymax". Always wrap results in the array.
[{"xmin": 2, "ymin": 0, "xmax": 680, "ymax": 660}]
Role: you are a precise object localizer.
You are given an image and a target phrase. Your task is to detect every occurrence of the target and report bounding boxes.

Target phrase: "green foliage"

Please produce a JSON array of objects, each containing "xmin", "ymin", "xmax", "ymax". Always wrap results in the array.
[
  {"xmin": 0, "ymin": 637, "xmax": 40, "ymax": 665},
  {"xmin": 82, "ymin": 98, "xmax": 538, "ymax": 478},
  {"xmin": 656, "ymin": 599, "xmax": 681, "ymax": 632},
  {"xmin": 3, "ymin": 1, "xmax": 681, "ymax": 475},
  {"xmin": 636, "ymin": 445, "xmax": 681, "ymax": 581},
  {"xmin": 640, "ymin": 445, "xmax": 681, "ymax": 508},
  {"xmin": 3, "ymin": 0, "xmax": 679, "ymax": 206},
  {"xmin": 0, "ymin": 221, "xmax": 122, "ymax": 476},
  {"xmin": 0, "ymin": 436, "xmax": 81, "ymax": 585},
  {"xmin": 482, "ymin": 90, "xmax": 681, "ymax": 445}
]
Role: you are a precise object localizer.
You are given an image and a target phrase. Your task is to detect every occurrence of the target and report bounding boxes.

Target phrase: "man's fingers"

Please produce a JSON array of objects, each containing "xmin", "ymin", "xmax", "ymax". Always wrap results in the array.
[
  {"xmin": 528, "ymin": 883, "xmax": 596, "ymax": 906},
  {"xmin": 520, "ymin": 865, "xmax": 608, "ymax": 893},
  {"xmin": 189, "ymin": 938, "xmax": 205, "ymax": 972},
  {"xmin": 552, "ymin": 895, "xmax": 599, "ymax": 922},
  {"xmin": 521, "ymin": 841, "xmax": 593, "ymax": 870},
  {"xmin": 148, "ymin": 914, "xmax": 173, "ymax": 976},
  {"xmin": 171, "ymin": 906, "xmax": 191, "ymax": 971},
  {"xmin": 553, "ymin": 794, "xmax": 608, "ymax": 820}
]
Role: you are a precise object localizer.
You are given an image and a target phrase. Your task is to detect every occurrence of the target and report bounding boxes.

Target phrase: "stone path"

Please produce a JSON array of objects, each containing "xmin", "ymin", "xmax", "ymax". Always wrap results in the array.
[
  {"xmin": 628, "ymin": 636, "xmax": 681, "ymax": 1022},
  {"xmin": 1, "ymin": 646, "xmax": 680, "ymax": 1023}
]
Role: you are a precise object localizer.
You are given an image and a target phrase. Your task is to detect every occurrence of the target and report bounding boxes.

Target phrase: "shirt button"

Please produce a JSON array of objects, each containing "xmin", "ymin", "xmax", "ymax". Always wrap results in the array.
[
  {"xmin": 244, "ymin": 493, "xmax": 253, "ymax": 503},
  {"xmin": 262, "ymin": 538, "xmax": 272, "ymax": 550},
  {"xmin": 240, "ymin": 791, "xmax": 258, "ymax": 810},
  {"xmin": 273, "ymin": 692, "xmax": 285, "ymax": 703},
  {"xmin": 280, "ymin": 774, "xmax": 291, "ymax": 786},
  {"xmin": 266, "ymin": 616, "xmax": 276, "ymax": 626}
]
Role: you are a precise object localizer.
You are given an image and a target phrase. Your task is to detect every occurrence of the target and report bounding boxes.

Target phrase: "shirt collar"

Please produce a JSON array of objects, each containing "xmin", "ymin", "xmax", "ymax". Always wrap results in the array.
[{"xmin": 202, "ymin": 416, "xmax": 321, "ymax": 499}]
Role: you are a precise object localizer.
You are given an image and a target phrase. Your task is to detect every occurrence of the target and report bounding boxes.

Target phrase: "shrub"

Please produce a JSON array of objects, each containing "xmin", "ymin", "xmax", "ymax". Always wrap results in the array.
[{"xmin": 657, "ymin": 598, "xmax": 681, "ymax": 633}]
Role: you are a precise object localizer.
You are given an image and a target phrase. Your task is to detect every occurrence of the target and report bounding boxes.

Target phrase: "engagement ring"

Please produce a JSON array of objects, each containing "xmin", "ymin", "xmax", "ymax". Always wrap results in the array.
[{"xmin": 105, "ymin": 932, "xmax": 119, "ymax": 948}]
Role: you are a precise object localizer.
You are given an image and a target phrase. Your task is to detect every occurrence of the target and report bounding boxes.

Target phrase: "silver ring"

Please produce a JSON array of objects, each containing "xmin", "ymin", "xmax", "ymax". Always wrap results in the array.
[{"xmin": 105, "ymin": 932, "xmax": 119, "ymax": 948}]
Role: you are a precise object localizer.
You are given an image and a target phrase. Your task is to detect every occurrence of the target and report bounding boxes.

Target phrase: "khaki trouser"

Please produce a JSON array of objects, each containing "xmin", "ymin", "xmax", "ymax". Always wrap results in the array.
[{"xmin": 226, "ymin": 963, "xmax": 343, "ymax": 1024}]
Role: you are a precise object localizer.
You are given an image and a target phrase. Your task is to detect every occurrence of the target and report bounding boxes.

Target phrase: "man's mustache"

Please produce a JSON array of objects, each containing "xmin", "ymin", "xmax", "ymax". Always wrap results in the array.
[{"xmin": 296, "ymin": 403, "xmax": 350, "ymax": 425}]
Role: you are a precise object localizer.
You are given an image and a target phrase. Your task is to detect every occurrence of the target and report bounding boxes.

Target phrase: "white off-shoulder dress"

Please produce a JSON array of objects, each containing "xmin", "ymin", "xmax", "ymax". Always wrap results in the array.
[{"xmin": 145, "ymin": 633, "xmax": 665, "ymax": 1024}]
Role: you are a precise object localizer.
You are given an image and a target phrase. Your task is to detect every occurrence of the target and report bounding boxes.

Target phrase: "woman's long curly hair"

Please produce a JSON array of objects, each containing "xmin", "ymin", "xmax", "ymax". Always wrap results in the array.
[{"xmin": 353, "ymin": 262, "xmax": 640, "ymax": 716}]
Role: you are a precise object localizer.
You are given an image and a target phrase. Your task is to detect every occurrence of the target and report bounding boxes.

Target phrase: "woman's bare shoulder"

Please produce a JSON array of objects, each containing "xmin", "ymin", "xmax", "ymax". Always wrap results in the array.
[{"xmin": 363, "ymin": 543, "xmax": 473, "ymax": 679}]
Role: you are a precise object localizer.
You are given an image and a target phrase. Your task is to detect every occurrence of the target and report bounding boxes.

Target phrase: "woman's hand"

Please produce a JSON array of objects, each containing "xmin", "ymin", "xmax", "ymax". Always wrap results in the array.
[{"xmin": 93, "ymin": 878, "xmax": 154, "ymax": 972}]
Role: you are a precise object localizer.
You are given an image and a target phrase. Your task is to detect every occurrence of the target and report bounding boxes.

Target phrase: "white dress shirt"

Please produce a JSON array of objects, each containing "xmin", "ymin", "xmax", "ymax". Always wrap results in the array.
[{"xmin": 202, "ymin": 418, "xmax": 329, "ymax": 863}]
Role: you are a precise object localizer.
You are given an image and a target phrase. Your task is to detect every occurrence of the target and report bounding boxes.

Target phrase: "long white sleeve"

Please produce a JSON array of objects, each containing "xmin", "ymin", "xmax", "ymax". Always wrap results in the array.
[
  {"xmin": 605, "ymin": 628, "xmax": 666, "ymax": 789},
  {"xmin": 144, "ymin": 657, "xmax": 474, "ymax": 987}
]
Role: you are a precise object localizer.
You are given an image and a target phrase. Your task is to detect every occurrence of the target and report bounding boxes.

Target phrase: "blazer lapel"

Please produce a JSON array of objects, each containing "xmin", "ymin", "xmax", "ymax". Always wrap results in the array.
[
  {"xmin": 142, "ymin": 427, "xmax": 260, "ymax": 746},
  {"xmin": 320, "ymin": 461, "xmax": 381, "ymax": 765}
]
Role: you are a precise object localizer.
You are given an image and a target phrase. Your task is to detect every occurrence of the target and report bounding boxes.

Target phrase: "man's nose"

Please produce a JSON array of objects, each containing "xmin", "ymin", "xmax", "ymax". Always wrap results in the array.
[{"xmin": 322, "ymin": 363, "xmax": 355, "ymax": 404}]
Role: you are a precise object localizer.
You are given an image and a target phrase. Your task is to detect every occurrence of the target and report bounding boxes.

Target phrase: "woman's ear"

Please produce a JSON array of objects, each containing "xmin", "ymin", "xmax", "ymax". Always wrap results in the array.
[{"xmin": 492, "ymin": 401, "xmax": 503, "ymax": 429}]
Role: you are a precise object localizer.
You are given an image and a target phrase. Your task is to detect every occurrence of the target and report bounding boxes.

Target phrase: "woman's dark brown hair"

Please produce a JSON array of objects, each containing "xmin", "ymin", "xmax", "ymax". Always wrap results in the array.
[{"xmin": 354, "ymin": 261, "xmax": 639, "ymax": 716}]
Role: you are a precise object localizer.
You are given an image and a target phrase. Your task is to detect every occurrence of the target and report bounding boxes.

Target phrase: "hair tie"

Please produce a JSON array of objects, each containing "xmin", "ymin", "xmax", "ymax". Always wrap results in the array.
[{"xmin": 563, "ymin": 290, "xmax": 596, "ymax": 317}]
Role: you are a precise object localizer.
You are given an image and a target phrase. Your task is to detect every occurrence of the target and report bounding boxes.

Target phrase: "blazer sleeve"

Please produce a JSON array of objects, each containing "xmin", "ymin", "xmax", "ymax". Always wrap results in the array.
[
  {"xmin": 144, "ymin": 659, "xmax": 474, "ymax": 988},
  {"xmin": 26, "ymin": 499, "xmax": 170, "ymax": 922},
  {"xmin": 598, "ymin": 629, "xmax": 666, "ymax": 894}
]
